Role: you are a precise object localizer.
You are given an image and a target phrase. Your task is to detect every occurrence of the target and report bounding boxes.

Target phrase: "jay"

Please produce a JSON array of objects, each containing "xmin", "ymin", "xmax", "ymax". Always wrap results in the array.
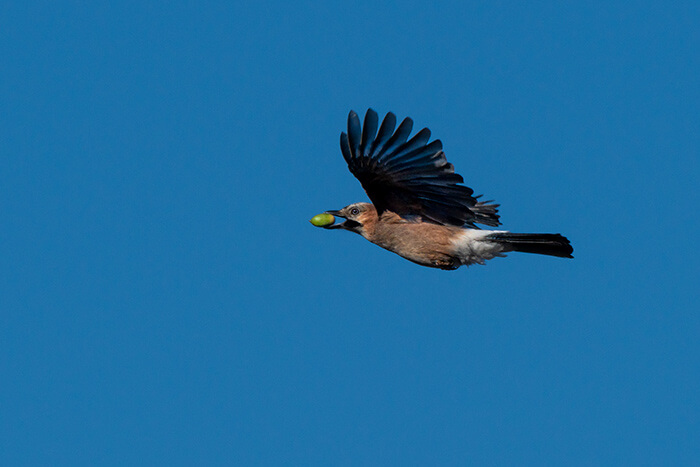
[{"xmin": 312, "ymin": 109, "xmax": 573, "ymax": 270}]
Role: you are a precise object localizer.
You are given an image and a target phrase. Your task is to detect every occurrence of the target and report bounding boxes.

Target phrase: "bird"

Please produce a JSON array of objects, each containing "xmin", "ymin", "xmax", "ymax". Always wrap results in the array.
[{"xmin": 310, "ymin": 109, "xmax": 573, "ymax": 270}]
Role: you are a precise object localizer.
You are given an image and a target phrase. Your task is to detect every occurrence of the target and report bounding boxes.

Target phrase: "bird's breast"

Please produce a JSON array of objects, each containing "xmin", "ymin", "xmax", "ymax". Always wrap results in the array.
[{"xmin": 365, "ymin": 220, "xmax": 463, "ymax": 269}]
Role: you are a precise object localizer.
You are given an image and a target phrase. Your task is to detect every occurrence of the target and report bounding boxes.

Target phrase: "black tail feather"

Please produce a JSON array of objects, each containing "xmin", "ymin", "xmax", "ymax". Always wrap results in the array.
[{"xmin": 487, "ymin": 233, "xmax": 574, "ymax": 258}]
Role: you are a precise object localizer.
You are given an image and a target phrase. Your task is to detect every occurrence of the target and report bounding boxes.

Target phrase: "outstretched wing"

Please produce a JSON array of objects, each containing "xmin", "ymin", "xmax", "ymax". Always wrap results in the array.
[{"xmin": 339, "ymin": 109, "xmax": 500, "ymax": 227}]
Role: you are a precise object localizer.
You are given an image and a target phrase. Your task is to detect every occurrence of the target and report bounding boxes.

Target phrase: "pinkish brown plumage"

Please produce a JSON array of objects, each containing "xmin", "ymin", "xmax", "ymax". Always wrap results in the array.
[{"xmin": 313, "ymin": 109, "xmax": 573, "ymax": 269}]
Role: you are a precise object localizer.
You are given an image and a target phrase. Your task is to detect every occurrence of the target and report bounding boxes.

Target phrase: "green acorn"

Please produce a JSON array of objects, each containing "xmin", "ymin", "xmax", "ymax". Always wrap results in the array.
[{"xmin": 309, "ymin": 213, "xmax": 335, "ymax": 227}]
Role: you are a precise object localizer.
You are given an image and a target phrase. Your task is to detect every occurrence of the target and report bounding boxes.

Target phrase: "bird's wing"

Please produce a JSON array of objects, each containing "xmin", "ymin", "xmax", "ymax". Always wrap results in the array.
[{"xmin": 340, "ymin": 109, "xmax": 500, "ymax": 227}]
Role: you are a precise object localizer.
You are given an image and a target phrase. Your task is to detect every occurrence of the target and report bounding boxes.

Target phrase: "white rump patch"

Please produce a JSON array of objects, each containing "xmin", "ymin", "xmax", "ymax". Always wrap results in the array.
[{"xmin": 451, "ymin": 229, "xmax": 509, "ymax": 266}]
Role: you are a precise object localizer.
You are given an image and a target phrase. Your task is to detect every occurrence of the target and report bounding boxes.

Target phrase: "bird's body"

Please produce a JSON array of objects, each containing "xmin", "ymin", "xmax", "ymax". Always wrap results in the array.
[
  {"xmin": 312, "ymin": 109, "xmax": 573, "ymax": 269},
  {"xmin": 347, "ymin": 203, "xmax": 467, "ymax": 269}
]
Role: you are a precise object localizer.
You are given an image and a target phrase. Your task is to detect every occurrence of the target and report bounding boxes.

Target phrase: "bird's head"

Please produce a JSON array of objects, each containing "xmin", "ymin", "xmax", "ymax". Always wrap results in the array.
[{"xmin": 317, "ymin": 202, "xmax": 376, "ymax": 235}]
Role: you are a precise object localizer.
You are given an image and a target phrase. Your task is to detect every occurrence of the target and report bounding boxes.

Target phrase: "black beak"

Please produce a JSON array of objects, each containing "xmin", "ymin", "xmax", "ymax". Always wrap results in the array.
[{"xmin": 324, "ymin": 210, "xmax": 346, "ymax": 229}]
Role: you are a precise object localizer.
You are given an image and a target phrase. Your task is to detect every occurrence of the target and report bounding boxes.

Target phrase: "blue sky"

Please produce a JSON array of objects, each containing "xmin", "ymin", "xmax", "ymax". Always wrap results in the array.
[{"xmin": 1, "ymin": 1, "xmax": 699, "ymax": 465}]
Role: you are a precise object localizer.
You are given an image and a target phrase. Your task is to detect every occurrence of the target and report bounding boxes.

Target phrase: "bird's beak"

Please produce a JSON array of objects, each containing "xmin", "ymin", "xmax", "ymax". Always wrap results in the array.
[{"xmin": 323, "ymin": 210, "xmax": 346, "ymax": 229}]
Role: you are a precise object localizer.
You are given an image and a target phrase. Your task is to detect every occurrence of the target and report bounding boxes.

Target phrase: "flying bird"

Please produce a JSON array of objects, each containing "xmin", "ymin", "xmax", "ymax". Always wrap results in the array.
[{"xmin": 310, "ymin": 109, "xmax": 573, "ymax": 270}]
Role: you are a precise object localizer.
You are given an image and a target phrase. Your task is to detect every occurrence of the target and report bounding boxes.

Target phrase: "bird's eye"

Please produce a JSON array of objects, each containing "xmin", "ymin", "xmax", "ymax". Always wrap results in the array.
[{"xmin": 350, "ymin": 207, "xmax": 360, "ymax": 216}]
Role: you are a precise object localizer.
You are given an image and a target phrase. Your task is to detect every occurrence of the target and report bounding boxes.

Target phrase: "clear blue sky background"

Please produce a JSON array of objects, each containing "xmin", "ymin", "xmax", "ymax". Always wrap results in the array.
[{"xmin": 2, "ymin": 1, "xmax": 699, "ymax": 465}]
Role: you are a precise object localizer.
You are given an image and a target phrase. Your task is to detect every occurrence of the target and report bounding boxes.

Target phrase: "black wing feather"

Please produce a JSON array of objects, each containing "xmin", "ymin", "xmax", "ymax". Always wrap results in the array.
[
  {"xmin": 346, "ymin": 111, "xmax": 361, "ymax": 160},
  {"xmin": 386, "ymin": 140, "xmax": 444, "ymax": 170},
  {"xmin": 376, "ymin": 117, "xmax": 413, "ymax": 160},
  {"xmin": 360, "ymin": 109, "xmax": 378, "ymax": 157},
  {"xmin": 370, "ymin": 112, "xmax": 397, "ymax": 156},
  {"xmin": 340, "ymin": 109, "xmax": 500, "ymax": 227}
]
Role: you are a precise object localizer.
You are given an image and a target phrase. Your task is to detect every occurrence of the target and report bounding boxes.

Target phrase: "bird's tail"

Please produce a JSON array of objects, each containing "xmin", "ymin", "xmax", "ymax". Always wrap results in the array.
[{"xmin": 485, "ymin": 233, "xmax": 574, "ymax": 258}]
